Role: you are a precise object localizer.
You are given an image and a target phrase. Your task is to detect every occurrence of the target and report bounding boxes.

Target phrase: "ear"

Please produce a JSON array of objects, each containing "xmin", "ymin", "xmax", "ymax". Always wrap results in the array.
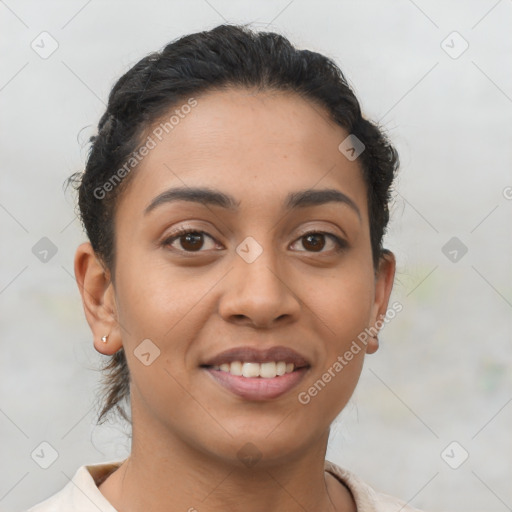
[
  {"xmin": 366, "ymin": 249, "xmax": 396, "ymax": 355},
  {"xmin": 74, "ymin": 242, "xmax": 122, "ymax": 356}
]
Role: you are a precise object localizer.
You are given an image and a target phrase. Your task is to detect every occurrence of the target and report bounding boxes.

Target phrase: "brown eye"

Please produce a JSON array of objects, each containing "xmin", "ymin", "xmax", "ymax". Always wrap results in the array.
[
  {"xmin": 163, "ymin": 229, "xmax": 218, "ymax": 253},
  {"xmin": 292, "ymin": 231, "xmax": 347, "ymax": 253},
  {"xmin": 302, "ymin": 233, "xmax": 326, "ymax": 252},
  {"xmin": 179, "ymin": 232, "xmax": 204, "ymax": 251}
]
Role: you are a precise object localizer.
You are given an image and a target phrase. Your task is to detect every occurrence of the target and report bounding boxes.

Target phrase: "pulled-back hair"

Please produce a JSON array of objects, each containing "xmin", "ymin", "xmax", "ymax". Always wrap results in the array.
[{"xmin": 68, "ymin": 23, "xmax": 399, "ymax": 425}]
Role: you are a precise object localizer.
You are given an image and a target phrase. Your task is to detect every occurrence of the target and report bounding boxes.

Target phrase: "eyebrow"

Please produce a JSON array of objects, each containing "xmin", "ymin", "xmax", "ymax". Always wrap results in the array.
[{"xmin": 144, "ymin": 186, "xmax": 361, "ymax": 220}]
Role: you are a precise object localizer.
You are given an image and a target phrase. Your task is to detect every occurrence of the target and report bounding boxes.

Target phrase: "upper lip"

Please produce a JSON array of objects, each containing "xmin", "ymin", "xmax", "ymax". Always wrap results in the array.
[{"xmin": 201, "ymin": 345, "xmax": 310, "ymax": 368}]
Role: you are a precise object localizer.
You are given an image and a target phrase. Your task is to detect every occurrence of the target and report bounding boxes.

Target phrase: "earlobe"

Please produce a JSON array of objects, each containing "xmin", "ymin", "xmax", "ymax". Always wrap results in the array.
[
  {"xmin": 365, "ymin": 335, "xmax": 379, "ymax": 355},
  {"xmin": 74, "ymin": 242, "xmax": 123, "ymax": 356}
]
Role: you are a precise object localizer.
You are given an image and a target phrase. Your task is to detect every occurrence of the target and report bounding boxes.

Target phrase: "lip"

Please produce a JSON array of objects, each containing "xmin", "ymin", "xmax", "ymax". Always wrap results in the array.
[
  {"xmin": 201, "ymin": 345, "xmax": 310, "ymax": 368},
  {"xmin": 204, "ymin": 366, "xmax": 309, "ymax": 401}
]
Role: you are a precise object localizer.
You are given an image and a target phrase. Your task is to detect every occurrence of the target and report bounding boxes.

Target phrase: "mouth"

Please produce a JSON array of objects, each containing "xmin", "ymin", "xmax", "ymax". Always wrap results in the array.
[
  {"xmin": 200, "ymin": 346, "xmax": 311, "ymax": 400},
  {"xmin": 203, "ymin": 360, "xmax": 303, "ymax": 378}
]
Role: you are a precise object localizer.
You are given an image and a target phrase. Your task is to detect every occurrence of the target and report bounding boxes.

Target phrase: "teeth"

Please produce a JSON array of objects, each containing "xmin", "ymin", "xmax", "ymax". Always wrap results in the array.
[
  {"xmin": 230, "ymin": 361, "xmax": 242, "ymax": 376},
  {"xmin": 260, "ymin": 362, "xmax": 277, "ymax": 379},
  {"xmin": 242, "ymin": 362, "xmax": 260, "ymax": 378},
  {"xmin": 211, "ymin": 361, "xmax": 296, "ymax": 378}
]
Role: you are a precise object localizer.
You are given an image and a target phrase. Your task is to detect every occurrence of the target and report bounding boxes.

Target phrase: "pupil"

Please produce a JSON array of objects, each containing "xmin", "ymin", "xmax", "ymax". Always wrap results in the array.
[
  {"xmin": 183, "ymin": 232, "xmax": 203, "ymax": 251},
  {"xmin": 304, "ymin": 234, "xmax": 324, "ymax": 252}
]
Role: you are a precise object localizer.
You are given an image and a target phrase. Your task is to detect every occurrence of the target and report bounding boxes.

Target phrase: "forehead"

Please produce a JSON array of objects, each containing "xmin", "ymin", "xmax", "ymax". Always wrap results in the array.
[{"xmin": 118, "ymin": 88, "xmax": 368, "ymax": 219}]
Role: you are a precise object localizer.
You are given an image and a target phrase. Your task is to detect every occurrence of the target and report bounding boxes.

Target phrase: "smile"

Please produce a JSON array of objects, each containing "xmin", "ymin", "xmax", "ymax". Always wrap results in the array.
[
  {"xmin": 203, "ymin": 363, "xmax": 309, "ymax": 401},
  {"xmin": 210, "ymin": 361, "xmax": 295, "ymax": 378},
  {"xmin": 201, "ymin": 345, "xmax": 311, "ymax": 400}
]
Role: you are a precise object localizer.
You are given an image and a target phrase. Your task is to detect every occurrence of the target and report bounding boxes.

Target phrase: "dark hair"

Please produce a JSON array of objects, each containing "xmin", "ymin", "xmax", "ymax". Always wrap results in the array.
[{"xmin": 69, "ymin": 23, "xmax": 399, "ymax": 426}]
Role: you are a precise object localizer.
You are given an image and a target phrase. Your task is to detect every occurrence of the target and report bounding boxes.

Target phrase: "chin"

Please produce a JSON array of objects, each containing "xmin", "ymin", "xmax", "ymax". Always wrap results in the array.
[{"xmin": 196, "ymin": 420, "xmax": 320, "ymax": 469}]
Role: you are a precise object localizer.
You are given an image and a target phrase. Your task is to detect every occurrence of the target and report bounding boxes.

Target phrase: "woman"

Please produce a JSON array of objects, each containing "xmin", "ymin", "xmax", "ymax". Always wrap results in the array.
[{"xmin": 27, "ymin": 23, "xmax": 420, "ymax": 512}]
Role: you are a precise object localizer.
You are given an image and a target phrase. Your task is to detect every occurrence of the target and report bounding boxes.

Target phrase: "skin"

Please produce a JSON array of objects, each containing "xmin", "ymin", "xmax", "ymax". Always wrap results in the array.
[{"xmin": 75, "ymin": 88, "xmax": 396, "ymax": 512}]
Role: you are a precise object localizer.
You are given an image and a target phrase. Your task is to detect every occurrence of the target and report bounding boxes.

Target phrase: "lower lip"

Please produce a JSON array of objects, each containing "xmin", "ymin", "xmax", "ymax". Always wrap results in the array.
[{"xmin": 204, "ymin": 367, "xmax": 309, "ymax": 401}]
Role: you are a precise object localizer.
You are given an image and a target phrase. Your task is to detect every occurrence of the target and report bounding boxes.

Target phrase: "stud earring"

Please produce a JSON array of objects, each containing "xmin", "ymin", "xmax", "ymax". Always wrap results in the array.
[{"xmin": 101, "ymin": 335, "xmax": 109, "ymax": 343}]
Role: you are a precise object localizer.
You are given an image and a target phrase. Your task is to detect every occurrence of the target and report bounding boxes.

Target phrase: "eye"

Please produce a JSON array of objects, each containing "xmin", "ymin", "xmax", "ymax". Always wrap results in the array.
[
  {"xmin": 162, "ymin": 228, "xmax": 347, "ymax": 254},
  {"xmin": 163, "ymin": 229, "xmax": 220, "ymax": 253},
  {"xmin": 291, "ymin": 231, "xmax": 347, "ymax": 253}
]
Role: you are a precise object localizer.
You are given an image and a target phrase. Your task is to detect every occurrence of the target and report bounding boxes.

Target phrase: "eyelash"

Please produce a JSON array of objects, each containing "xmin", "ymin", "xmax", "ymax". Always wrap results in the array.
[{"xmin": 162, "ymin": 228, "xmax": 347, "ymax": 254}]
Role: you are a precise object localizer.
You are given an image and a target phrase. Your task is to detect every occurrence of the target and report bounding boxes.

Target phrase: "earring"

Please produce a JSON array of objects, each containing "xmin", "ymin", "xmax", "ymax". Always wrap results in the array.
[{"xmin": 101, "ymin": 335, "xmax": 109, "ymax": 343}]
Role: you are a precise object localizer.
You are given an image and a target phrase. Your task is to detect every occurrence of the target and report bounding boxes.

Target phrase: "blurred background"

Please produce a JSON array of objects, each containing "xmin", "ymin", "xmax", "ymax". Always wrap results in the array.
[{"xmin": 1, "ymin": 1, "xmax": 511, "ymax": 511}]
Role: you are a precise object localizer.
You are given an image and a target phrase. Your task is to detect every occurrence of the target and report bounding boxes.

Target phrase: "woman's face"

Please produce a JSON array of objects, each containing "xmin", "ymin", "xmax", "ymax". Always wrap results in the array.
[{"xmin": 89, "ymin": 88, "xmax": 395, "ymax": 465}]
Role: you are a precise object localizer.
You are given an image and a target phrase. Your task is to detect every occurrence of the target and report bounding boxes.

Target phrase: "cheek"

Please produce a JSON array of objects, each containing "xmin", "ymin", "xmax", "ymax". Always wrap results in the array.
[
  {"xmin": 114, "ymin": 250, "xmax": 204, "ymax": 335},
  {"xmin": 309, "ymin": 266, "xmax": 375, "ymax": 346},
  {"xmin": 113, "ymin": 253, "xmax": 220, "ymax": 388},
  {"xmin": 294, "ymin": 268, "xmax": 374, "ymax": 412}
]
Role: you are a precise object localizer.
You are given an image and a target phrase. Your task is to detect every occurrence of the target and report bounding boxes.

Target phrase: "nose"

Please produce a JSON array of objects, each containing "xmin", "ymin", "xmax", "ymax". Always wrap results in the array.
[{"xmin": 218, "ymin": 238, "xmax": 301, "ymax": 329}]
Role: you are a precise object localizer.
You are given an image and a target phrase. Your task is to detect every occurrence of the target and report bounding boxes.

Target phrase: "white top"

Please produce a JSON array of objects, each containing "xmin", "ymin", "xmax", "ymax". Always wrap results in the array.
[{"xmin": 26, "ymin": 459, "xmax": 424, "ymax": 511}]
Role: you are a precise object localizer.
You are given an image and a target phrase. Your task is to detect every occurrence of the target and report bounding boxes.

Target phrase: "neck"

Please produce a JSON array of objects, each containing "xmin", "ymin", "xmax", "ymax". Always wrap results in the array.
[{"xmin": 98, "ymin": 406, "xmax": 355, "ymax": 512}]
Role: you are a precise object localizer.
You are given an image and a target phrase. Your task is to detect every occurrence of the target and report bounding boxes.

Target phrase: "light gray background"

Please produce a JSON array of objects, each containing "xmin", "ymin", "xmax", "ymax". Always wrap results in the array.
[{"xmin": 1, "ymin": 1, "xmax": 511, "ymax": 511}]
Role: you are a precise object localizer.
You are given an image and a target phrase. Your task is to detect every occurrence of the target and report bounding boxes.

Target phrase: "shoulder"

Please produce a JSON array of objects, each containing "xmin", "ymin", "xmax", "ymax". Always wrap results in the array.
[
  {"xmin": 324, "ymin": 460, "xmax": 425, "ymax": 512},
  {"xmin": 25, "ymin": 460, "xmax": 124, "ymax": 512}
]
